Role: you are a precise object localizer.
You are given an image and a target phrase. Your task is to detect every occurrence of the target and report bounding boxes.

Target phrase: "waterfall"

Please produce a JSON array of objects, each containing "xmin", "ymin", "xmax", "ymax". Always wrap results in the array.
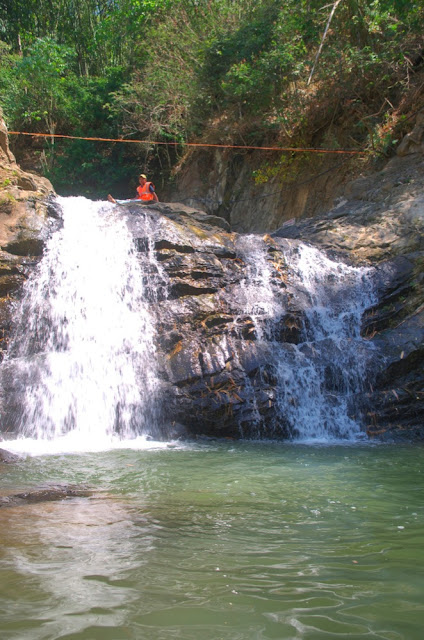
[
  {"xmin": 0, "ymin": 198, "xmax": 377, "ymax": 449},
  {"xmin": 1, "ymin": 197, "xmax": 165, "ymax": 452},
  {"xmin": 280, "ymin": 243, "xmax": 376, "ymax": 440},
  {"xmin": 234, "ymin": 235, "xmax": 285, "ymax": 340},
  {"xmin": 234, "ymin": 236, "xmax": 376, "ymax": 441}
]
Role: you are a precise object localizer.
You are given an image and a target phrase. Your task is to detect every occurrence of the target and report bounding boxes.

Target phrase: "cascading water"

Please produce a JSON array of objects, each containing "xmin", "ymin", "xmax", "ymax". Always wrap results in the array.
[
  {"xmin": 234, "ymin": 236, "xmax": 376, "ymax": 441},
  {"xmin": 279, "ymin": 243, "xmax": 376, "ymax": 440},
  {"xmin": 0, "ymin": 197, "xmax": 377, "ymax": 450},
  {"xmin": 235, "ymin": 235, "xmax": 285, "ymax": 340},
  {"xmin": 1, "ymin": 196, "xmax": 165, "ymax": 452}
]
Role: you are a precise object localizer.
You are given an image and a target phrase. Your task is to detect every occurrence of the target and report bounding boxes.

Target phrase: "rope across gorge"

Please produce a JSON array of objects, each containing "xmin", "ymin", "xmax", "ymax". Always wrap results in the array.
[
  {"xmin": 8, "ymin": 131, "xmax": 371, "ymax": 155},
  {"xmin": 7, "ymin": 130, "xmax": 372, "ymax": 208}
]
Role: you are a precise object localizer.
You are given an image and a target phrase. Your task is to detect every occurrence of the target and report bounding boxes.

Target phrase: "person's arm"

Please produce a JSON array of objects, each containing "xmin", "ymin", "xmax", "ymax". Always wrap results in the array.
[{"xmin": 150, "ymin": 184, "xmax": 159, "ymax": 202}]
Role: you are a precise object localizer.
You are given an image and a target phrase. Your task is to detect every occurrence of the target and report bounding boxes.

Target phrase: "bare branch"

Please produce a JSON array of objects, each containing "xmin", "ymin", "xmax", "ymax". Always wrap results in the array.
[{"xmin": 308, "ymin": 0, "xmax": 343, "ymax": 86}]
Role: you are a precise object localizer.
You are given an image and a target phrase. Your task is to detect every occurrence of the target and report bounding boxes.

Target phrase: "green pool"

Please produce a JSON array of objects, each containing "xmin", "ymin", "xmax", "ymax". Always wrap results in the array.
[{"xmin": 0, "ymin": 441, "xmax": 423, "ymax": 639}]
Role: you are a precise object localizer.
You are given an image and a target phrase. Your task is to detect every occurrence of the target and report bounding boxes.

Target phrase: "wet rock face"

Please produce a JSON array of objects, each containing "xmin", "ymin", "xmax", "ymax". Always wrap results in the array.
[
  {"xmin": 112, "ymin": 190, "xmax": 424, "ymax": 441},
  {"xmin": 361, "ymin": 256, "xmax": 424, "ymax": 440},
  {"xmin": 124, "ymin": 202, "xmax": 304, "ymax": 438}
]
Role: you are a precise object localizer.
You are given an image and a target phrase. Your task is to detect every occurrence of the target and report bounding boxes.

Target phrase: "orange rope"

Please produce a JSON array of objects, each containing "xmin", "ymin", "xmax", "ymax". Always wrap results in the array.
[{"xmin": 8, "ymin": 131, "xmax": 370, "ymax": 155}]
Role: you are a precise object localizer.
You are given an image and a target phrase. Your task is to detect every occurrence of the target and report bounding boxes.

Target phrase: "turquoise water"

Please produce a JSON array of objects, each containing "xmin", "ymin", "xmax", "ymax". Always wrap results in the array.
[{"xmin": 0, "ymin": 441, "xmax": 423, "ymax": 639}]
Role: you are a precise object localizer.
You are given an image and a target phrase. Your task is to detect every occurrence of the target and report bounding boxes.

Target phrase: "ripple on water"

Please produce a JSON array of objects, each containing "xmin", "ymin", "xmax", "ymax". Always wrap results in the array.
[{"xmin": 0, "ymin": 442, "xmax": 423, "ymax": 639}]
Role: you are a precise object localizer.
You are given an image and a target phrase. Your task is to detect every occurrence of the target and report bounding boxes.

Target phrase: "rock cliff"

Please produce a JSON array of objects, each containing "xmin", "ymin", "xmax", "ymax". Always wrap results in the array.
[
  {"xmin": 0, "ymin": 116, "xmax": 56, "ymax": 358},
  {"xmin": 166, "ymin": 147, "xmax": 354, "ymax": 233}
]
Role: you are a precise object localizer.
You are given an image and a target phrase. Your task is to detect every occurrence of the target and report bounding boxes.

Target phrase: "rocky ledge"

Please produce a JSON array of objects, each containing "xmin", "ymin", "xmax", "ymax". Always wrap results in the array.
[
  {"xmin": 123, "ymin": 202, "xmax": 306, "ymax": 438},
  {"xmin": 113, "ymin": 190, "xmax": 421, "ymax": 441}
]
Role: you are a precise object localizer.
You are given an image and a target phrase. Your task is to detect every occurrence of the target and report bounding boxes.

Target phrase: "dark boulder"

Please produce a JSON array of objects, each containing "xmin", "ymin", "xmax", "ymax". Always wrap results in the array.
[
  {"xmin": 0, "ymin": 484, "xmax": 92, "ymax": 508},
  {"xmin": 0, "ymin": 447, "xmax": 20, "ymax": 464}
]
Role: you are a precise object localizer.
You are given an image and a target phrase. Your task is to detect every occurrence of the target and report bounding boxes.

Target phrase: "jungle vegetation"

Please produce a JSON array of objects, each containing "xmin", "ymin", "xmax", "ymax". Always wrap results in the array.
[{"xmin": 0, "ymin": 0, "xmax": 423, "ymax": 196}]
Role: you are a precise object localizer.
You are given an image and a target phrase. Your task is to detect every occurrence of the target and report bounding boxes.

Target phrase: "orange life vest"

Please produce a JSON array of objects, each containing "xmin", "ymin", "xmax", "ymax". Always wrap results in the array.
[{"xmin": 137, "ymin": 182, "xmax": 155, "ymax": 201}]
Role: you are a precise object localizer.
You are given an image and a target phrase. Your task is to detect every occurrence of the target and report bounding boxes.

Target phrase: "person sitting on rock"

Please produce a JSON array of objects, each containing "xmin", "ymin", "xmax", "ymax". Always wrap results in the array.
[{"xmin": 107, "ymin": 173, "xmax": 159, "ymax": 204}]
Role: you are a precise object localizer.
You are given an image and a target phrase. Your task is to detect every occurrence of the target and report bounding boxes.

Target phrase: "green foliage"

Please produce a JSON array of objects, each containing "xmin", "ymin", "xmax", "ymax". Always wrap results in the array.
[
  {"xmin": 0, "ymin": 0, "xmax": 423, "ymax": 195},
  {"xmin": 253, "ymin": 152, "xmax": 311, "ymax": 185},
  {"xmin": 42, "ymin": 67, "xmax": 131, "ymax": 196},
  {"xmin": 0, "ymin": 37, "xmax": 78, "ymax": 134},
  {"xmin": 0, "ymin": 193, "xmax": 16, "ymax": 205},
  {"xmin": 45, "ymin": 137, "xmax": 136, "ymax": 197},
  {"xmin": 0, "ymin": 42, "xmax": 21, "ymax": 122},
  {"xmin": 0, "ymin": 0, "xmax": 170, "ymax": 75},
  {"xmin": 199, "ymin": 1, "xmax": 308, "ymax": 114}
]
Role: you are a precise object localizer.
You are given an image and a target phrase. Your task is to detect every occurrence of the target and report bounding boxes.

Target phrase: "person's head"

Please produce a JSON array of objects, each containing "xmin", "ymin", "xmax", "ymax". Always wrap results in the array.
[{"xmin": 139, "ymin": 173, "xmax": 147, "ymax": 185}]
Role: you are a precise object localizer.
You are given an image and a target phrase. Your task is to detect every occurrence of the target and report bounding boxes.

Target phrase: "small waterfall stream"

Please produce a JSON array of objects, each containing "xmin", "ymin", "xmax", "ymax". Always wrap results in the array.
[
  {"xmin": 234, "ymin": 236, "xmax": 376, "ymax": 441},
  {"xmin": 1, "ymin": 197, "xmax": 165, "ymax": 452},
  {"xmin": 279, "ymin": 243, "xmax": 376, "ymax": 440}
]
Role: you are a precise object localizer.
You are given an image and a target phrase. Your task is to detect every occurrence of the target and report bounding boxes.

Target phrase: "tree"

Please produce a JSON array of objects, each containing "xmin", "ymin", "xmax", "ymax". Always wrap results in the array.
[{"xmin": 2, "ymin": 37, "xmax": 78, "ymax": 136}]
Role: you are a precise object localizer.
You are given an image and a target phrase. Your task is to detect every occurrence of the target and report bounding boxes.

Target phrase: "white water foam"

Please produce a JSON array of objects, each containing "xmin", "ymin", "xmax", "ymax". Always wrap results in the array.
[
  {"xmin": 234, "ymin": 236, "xmax": 376, "ymax": 441},
  {"xmin": 279, "ymin": 243, "xmax": 376, "ymax": 441},
  {"xmin": 1, "ymin": 196, "xmax": 166, "ymax": 454},
  {"xmin": 234, "ymin": 235, "xmax": 284, "ymax": 337}
]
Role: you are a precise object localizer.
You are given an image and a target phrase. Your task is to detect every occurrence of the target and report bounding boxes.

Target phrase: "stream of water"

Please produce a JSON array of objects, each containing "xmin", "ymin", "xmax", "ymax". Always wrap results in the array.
[
  {"xmin": 1, "ymin": 197, "xmax": 164, "ymax": 453},
  {"xmin": 0, "ymin": 197, "xmax": 422, "ymax": 639},
  {"xmin": 233, "ymin": 235, "xmax": 376, "ymax": 440}
]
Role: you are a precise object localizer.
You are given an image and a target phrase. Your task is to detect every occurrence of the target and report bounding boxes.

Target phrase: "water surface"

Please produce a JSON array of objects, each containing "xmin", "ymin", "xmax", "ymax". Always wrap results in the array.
[{"xmin": 1, "ymin": 441, "xmax": 423, "ymax": 639}]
